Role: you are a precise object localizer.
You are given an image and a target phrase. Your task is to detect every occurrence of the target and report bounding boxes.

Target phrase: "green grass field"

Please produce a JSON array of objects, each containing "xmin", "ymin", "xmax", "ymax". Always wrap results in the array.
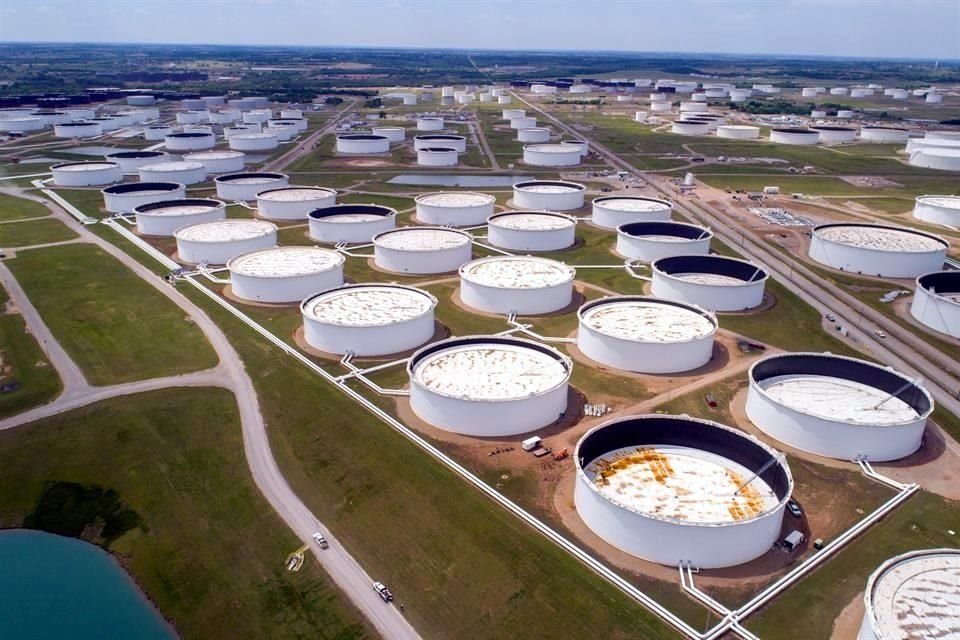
[
  {"xmin": 0, "ymin": 193, "xmax": 51, "ymax": 221},
  {"xmin": 181, "ymin": 283, "xmax": 684, "ymax": 640},
  {"xmin": 0, "ymin": 283, "xmax": 62, "ymax": 418},
  {"xmin": 0, "ymin": 218, "xmax": 78, "ymax": 247},
  {"xmin": 7, "ymin": 244, "xmax": 218, "ymax": 384},
  {"xmin": 0, "ymin": 388, "xmax": 372, "ymax": 639}
]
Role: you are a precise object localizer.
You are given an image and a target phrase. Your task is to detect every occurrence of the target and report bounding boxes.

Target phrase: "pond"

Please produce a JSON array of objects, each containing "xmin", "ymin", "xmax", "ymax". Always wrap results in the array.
[{"xmin": 0, "ymin": 529, "xmax": 176, "ymax": 639}]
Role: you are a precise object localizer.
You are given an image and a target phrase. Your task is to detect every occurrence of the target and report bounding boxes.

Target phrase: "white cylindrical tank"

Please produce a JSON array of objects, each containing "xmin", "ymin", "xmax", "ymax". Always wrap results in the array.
[
  {"xmin": 651, "ymin": 254, "xmax": 767, "ymax": 311},
  {"xmin": 201, "ymin": 96, "xmax": 225, "ymax": 108},
  {"xmin": 809, "ymin": 223, "xmax": 947, "ymax": 278},
  {"xmin": 513, "ymin": 180, "xmax": 586, "ymax": 211},
  {"xmin": 811, "ymin": 125, "xmax": 858, "ymax": 144},
  {"xmin": 104, "ymin": 150, "xmax": 167, "ymax": 173},
  {"xmin": 134, "ymin": 198, "xmax": 226, "ymax": 236},
  {"xmin": 925, "ymin": 92, "xmax": 944, "ymax": 103},
  {"xmin": 408, "ymin": 336, "xmax": 571, "ymax": 436},
  {"xmin": 634, "ymin": 111, "xmax": 648, "ymax": 123},
  {"xmin": 650, "ymin": 101, "xmax": 672, "ymax": 113},
  {"xmin": 0, "ymin": 117, "xmax": 45, "ymax": 133},
  {"xmin": 417, "ymin": 117, "xmax": 444, "ymax": 131},
  {"xmin": 373, "ymin": 227, "xmax": 472, "ymax": 274},
  {"xmin": 851, "ymin": 88, "xmax": 870, "ymax": 98},
  {"xmin": 417, "ymin": 147, "xmax": 458, "ymax": 166},
  {"xmin": 810, "ymin": 109, "xmax": 827, "ymax": 118},
  {"xmin": 858, "ymin": 549, "xmax": 960, "ymax": 640},
  {"xmin": 729, "ymin": 89, "xmax": 751, "ymax": 102},
  {"xmin": 144, "ymin": 125, "xmax": 173, "ymax": 141},
  {"xmin": 671, "ymin": 120, "xmax": 710, "ymax": 136},
  {"xmin": 487, "ymin": 211, "xmax": 577, "ymax": 252},
  {"xmin": 716, "ymin": 125, "xmax": 760, "ymax": 139},
  {"xmin": 127, "ymin": 95, "xmax": 156, "ymax": 106},
  {"xmin": 228, "ymin": 246, "xmax": 345, "ymax": 304},
  {"xmin": 575, "ymin": 414, "xmax": 792, "ymax": 569},
  {"xmin": 909, "ymin": 148, "xmax": 960, "ymax": 170},
  {"xmin": 214, "ymin": 172, "xmax": 289, "ymax": 202},
  {"xmin": 837, "ymin": 110, "xmax": 856, "ymax": 119},
  {"xmin": 691, "ymin": 93, "xmax": 707, "ymax": 103},
  {"xmin": 801, "ymin": 87, "xmax": 818, "ymax": 97},
  {"xmin": 279, "ymin": 109, "xmax": 302, "ymax": 119},
  {"xmin": 229, "ymin": 132, "xmax": 279, "ymax": 152},
  {"xmin": 913, "ymin": 195, "xmax": 960, "ymax": 226},
  {"xmin": 746, "ymin": 352, "xmax": 933, "ymax": 461},
  {"xmin": 561, "ymin": 139, "xmax": 589, "ymax": 157},
  {"xmin": 183, "ymin": 125, "xmax": 214, "ymax": 135},
  {"xmin": 517, "ymin": 127, "xmax": 551, "ymax": 143},
  {"xmin": 859, "ymin": 126, "xmax": 910, "ymax": 143},
  {"xmin": 413, "ymin": 134, "xmax": 466, "ymax": 153},
  {"xmin": 174, "ymin": 219, "xmax": 277, "ymax": 265},
  {"xmin": 829, "ymin": 87, "xmax": 849, "ymax": 96},
  {"xmin": 414, "ymin": 192, "xmax": 495, "ymax": 226},
  {"xmin": 522, "ymin": 143, "xmax": 581, "ymax": 167},
  {"xmin": 102, "ymin": 182, "xmax": 187, "ymax": 214},
  {"xmin": 308, "ymin": 203, "xmax": 397, "ymax": 244},
  {"xmin": 264, "ymin": 123, "xmax": 295, "ymax": 142},
  {"xmin": 273, "ymin": 117, "xmax": 307, "ymax": 132},
  {"xmin": 459, "ymin": 256, "xmax": 575, "ymax": 315},
  {"xmin": 498, "ymin": 95, "xmax": 512, "ymax": 104},
  {"xmin": 224, "ymin": 124, "xmax": 261, "ymax": 138},
  {"xmin": 770, "ymin": 128, "xmax": 820, "ymax": 145},
  {"xmin": 510, "ymin": 116, "xmax": 537, "ymax": 130},
  {"xmin": 336, "ymin": 133, "xmax": 390, "ymax": 154},
  {"xmin": 138, "ymin": 161, "xmax": 207, "ymax": 186},
  {"xmin": 33, "ymin": 111, "xmax": 73, "ymax": 126},
  {"xmin": 616, "ymin": 221, "xmax": 712, "ymax": 262},
  {"xmin": 891, "ymin": 89, "xmax": 909, "ymax": 100},
  {"xmin": 592, "ymin": 195, "xmax": 673, "ymax": 229},
  {"xmin": 911, "ymin": 271, "xmax": 960, "ymax": 338},
  {"xmin": 53, "ymin": 121, "xmax": 101, "ymax": 138},
  {"xmin": 256, "ymin": 186, "xmax": 337, "ymax": 221},
  {"xmin": 51, "ymin": 161, "xmax": 122, "ymax": 187},
  {"xmin": 176, "ymin": 110, "xmax": 209, "ymax": 125},
  {"xmin": 577, "ymin": 296, "xmax": 716, "ymax": 373},
  {"xmin": 679, "ymin": 101, "xmax": 708, "ymax": 113},
  {"xmin": 371, "ymin": 126, "xmax": 405, "ymax": 142},
  {"xmin": 165, "ymin": 132, "xmax": 216, "ymax": 151},
  {"xmin": 502, "ymin": 109, "xmax": 525, "ymax": 120},
  {"xmin": 301, "ymin": 284, "xmax": 437, "ymax": 357},
  {"xmin": 243, "ymin": 110, "xmax": 272, "ymax": 125},
  {"xmin": 182, "ymin": 151, "xmax": 246, "ymax": 174}
]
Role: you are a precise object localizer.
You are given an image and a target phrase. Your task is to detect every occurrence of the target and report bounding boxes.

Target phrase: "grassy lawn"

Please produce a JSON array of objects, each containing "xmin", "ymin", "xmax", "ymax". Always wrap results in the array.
[
  {"xmin": 0, "ymin": 284, "xmax": 62, "ymax": 418},
  {"xmin": 51, "ymin": 189, "xmax": 106, "ymax": 218},
  {"xmin": 0, "ymin": 388, "xmax": 372, "ymax": 640},
  {"xmin": 7, "ymin": 244, "xmax": 218, "ymax": 385},
  {"xmin": 698, "ymin": 174, "xmax": 960, "ymax": 199},
  {"xmin": 0, "ymin": 193, "xmax": 51, "ymax": 221},
  {"xmin": 180, "ymin": 282, "xmax": 683, "ymax": 640},
  {"xmin": 0, "ymin": 218, "xmax": 78, "ymax": 247}
]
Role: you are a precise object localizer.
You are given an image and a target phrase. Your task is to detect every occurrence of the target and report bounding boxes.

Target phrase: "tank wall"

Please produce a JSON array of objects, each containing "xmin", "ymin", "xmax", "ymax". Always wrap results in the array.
[
  {"xmin": 231, "ymin": 268, "xmax": 343, "ymax": 304},
  {"xmin": 593, "ymin": 204, "xmax": 671, "ymax": 229},
  {"xmin": 216, "ymin": 177, "xmax": 289, "ymax": 202},
  {"xmin": 460, "ymin": 279, "xmax": 573, "ymax": 314},
  {"xmin": 745, "ymin": 384, "xmax": 925, "ymax": 461},
  {"xmin": 617, "ymin": 234, "xmax": 709, "ymax": 261},
  {"xmin": 164, "ymin": 134, "xmax": 215, "ymax": 151},
  {"xmin": 913, "ymin": 201, "xmax": 960, "ymax": 226},
  {"xmin": 415, "ymin": 202, "xmax": 494, "ymax": 226},
  {"xmin": 523, "ymin": 148, "xmax": 581, "ymax": 167},
  {"xmin": 910, "ymin": 286, "xmax": 960, "ymax": 337},
  {"xmin": 52, "ymin": 165, "xmax": 122, "ymax": 187},
  {"xmin": 518, "ymin": 128, "xmax": 551, "ymax": 143},
  {"xmin": 258, "ymin": 193, "xmax": 336, "ymax": 220},
  {"xmin": 488, "ymin": 224, "xmax": 576, "ymax": 251},
  {"xmin": 303, "ymin": 313, "xmax": 434, "ymax": 356},
  {"xmin": 651, "ymin": 273, "xmax": 765, "ymax": 311},
  {"xmin": 375, "ymin": 243, "xmax": 471, "ymax": 274},
  {"xmin": 574, "ymin": 477, "xmax": 785, "ymax": 568},
  {"xmin": 138, "ymin": 166, "xmax": 206, "ymax": 185},
  {"xmin": 414, "ymin": 137, "xmax": 465, "ymax": 152},
  {"xmin": 337, "ymin": 137, "xmax": 390, "ymax": 153},
  {"xmin": 514, "ymin": 189, "xmax": 584, "ymax": 211},
  {"xmin": 187, "ymin": 155, "xmax": 246, "ymax": 173},
  {"xmin": 417, "ymin": 118, "xmax": 444, "ymax": 131},
  {"xmin": 229, "ymin": 135, "xmax": 279, "ymax": 151},
  {"xmin": 176, "ymin": 232, "xmax": 276, "ymax": 265},
  {"xmin": 577, "ymin": 323, "xmax": 713, "ymax": 373},
  {"xmin": 409, "ymin": 382, "xmax": 568, "ymax": 436},
  {"xmin": 309, "ymin": 216, "xmax": 396, "ymax": 244},
  {"xmin": 809, "ymin": 234, "xmax": 946, "ymax": 278},
  {"xmin": 417, "ymin": 149, "xmax": 458, "ymax": 166},
  {"xmin": 105, "ymin": 187, "xmax": 187, "ymax": 214}
]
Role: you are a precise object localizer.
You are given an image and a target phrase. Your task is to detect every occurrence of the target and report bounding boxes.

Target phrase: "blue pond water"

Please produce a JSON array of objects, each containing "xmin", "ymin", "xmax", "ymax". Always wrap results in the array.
[
  {"xmin": 387, "ymin": 174, "xmax": 526, "ymax": 187},
  {"xmin": 0, "ymin": 530, "xmax": 176, "ymax": 639}
]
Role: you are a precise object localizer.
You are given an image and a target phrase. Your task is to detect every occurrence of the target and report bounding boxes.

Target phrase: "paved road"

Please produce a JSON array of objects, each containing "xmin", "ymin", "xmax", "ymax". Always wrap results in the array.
[
  {"xmin": 516, "ymin": 93, "xmax": 960, "ymax": 455},
  {"xmin": 262, "ymin": 99, "xmax": 359, "ymax": 173},
  {"xmin": 1, "ymin": 194, "xmax": 421, "ymax": 640}
]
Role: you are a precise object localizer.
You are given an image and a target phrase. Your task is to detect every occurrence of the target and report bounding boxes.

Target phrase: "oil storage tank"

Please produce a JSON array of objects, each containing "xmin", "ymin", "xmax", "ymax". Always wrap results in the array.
[
  {"xmin": 487, "ymin": 211, "xmax": 577, "ymax": 251},
  {"xmin": 373, "ymin": 227, "xmax": 472, "ymax": 274},
  {"xmin": 769, "ymin": 128, "xmax": 820, "ymax": 145},
  {"xmin": 417, "ymin": 147, "xmax": 458, "ymax": 166},
  {"xmin": 513, "ymin": 180, "xmax": 585, "ymax": 211},
  {"xmin": 228, "ymin": 132, "xmax": 279, "ymax": 152},
  {"xmin": 592, "ymin": 195, "xmax": 672, "ymax": 229},
  {"xmin": 214, "ymin": 172, "xmax": 289, "ymax": 201},
  {"xmin": 256, "ymin": 186, "xmax": 337, "ymax": 221},
  {"xmin": 414, "ymin": 134, "xmax": 466, "ymax": 153},
  {"xmin": 913, "ymin": 195, "xmax": 960, "ymax": 226},
  {"xmin": 138, "ymin": 161, "xmax": 206, "ymax": 186},
  {"xmin": 301, "ymin": 284, "xmax": 437, "ymax": 357},
  {"xmin": 858, "ymin": 549, "xmax": 960, "ymax": 640},
  {"xmin": 414, "ymin": 192, "xmax": 495, "ymax": 226},
  {"xmin": 51, "ymin": 161, "xmax": 122, "ymax": 187},
  {"xmin": 336, "ymin": 133, "xmax": 390, "ymax": 154},
  {"xmin": 164, "ymin": 131, "xmax": 216, "ymax": 151},
  {"xmin": 104, "ymin": 150, "xmax": 167, "ymax": 173},
  {"xmin": 811, "ymin": 125, "xmax": 858, "ymax": 144},
  {"xmin": 308, "ymin": 203, "xmax": 397, "ymax": 244},
  {"xmin": 746, "ymin": 352, "xmax": 933, "ymax": 461},
  {"xmin": 174, "ymin": 219, "xmax": 277, "ymax": 265},
  {"xmin": 228, "ymin": 246, "xmax": 344, "ymax": 304},
  {"xmin": 407, "ymin": 336, "xmax": 572, "ymax": 436},
  {"xmin": 134, "ymin": 198, "xmax": 226, "ymax": 236},
  {"xmin": 577, "ymin": 296, "xmax": 716, "ymax": 373},
  {"xmin": 53, "ymin": 121, "xmax": 102, "ymax": 138},
  {"xmin": 522, "ymin": 144, "xmax": 581, "ymax": 167},
  {"xmin": 651, "ymin": 254, "xmax": 767, "ymax": 311},
  {"xmin": 808, "ymin": 223, "xmax": 947, "ymax": 278},
  {"xmin": 102, "ymin": 182, "xmax": 186, "ymax": 214},
  {"xmin": 459, "ymin": 256, "xmax": 575, "ymax": 315},
  {"xmin": 616, "ymin": 221, "xmax": 712, "ymax": 262},
  {"xmin": 860, "ymin": 127, "xmax": 910, "ymax": 143},
  {"xmin": 910, "ymin": 271, "xmax": 960, "ymax": 337},
  {"xmin": 182, "ymin": 151, "xmax": 246, "ymax": 174},
  {"xmin": 575, "ymin": 414, "xmax": 793, "ymax": 568}
]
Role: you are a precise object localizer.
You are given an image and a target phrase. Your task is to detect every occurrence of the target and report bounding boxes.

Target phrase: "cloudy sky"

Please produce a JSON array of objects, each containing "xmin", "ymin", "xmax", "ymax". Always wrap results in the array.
[{"xmin": 0, "ymin": 0, "xmax": 957, "ymax": 60}]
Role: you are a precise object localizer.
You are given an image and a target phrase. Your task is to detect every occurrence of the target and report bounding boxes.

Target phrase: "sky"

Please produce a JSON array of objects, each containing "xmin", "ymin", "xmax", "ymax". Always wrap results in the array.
[{"xmin": 0, "ymin": 0, "xmax": 958, "ymax": 60}]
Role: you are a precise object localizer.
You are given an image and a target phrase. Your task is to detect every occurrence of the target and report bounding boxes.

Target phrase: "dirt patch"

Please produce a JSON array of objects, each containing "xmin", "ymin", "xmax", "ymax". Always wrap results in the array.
[
  {"xmin": 831, "ymin": 591, "xmax": 865, "ymax": 640},
  {"xmin": 323, "ymin": 158, "xmax": 396, "ymax": 169},
  {"xmin": 840, "ymin": 176, "xmax": 903, "ymax": 189}
]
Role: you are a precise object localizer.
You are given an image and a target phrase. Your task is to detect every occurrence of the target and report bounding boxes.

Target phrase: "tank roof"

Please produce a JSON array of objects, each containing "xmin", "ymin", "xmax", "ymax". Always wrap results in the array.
[
  {"xmin": 175, "ymin": 219, "xmax": 275, "ymax": 242},
  {"xmin": 102, "ymin": 182, "xmax": 183, "ymax": 195},
  {"xmin": 140, "ymin": 161, "xmax": 204, "ymax": 172},
  {"xmin": 228, "ymin": 246, "xmax": 343, "ymax": 278},
  {"xmin": 309, "ymin": 203, "xmax": 397, "ymax": 222},
  {"xmin": 523, "ymin": 143, "xmax": 579, "ymax": 153},
  {"xmin": 488, "ymin": 211, "xmax": 575, "ymax": 230},
  {"xmin": 594, "ymin": 196, "xmax": 672, "ymax": 212},
  {"xmin": 916, "ymin": 195, "xmax": 960, "ymax": 209},
  {"xmin": 654, "ymin": 254, "xmax": 767, "ymax": 283},
  {"xmin": 134, "ymin": 198, "xmax": 224, "ymax": 216},
  {"xmin": 52, "ymin": 161, "xmax": 118, "ymax": 171},
  {"xmin": 619, "ymin": 221, "xmax": 711, "ymax": 240},
  {"xmin": 215, "ymin": 172, "xmax": 286, "ymax": 184},
  {"xmin": 258, "ymin": 186, "xmax": 336, "ymax": 202},
  {"xmin": 815, "ymin": 223, "xmax": 946, "ymax": 252},
  {"xmin": 514, "ymin": 180, "xmax": 585, "ymax": 193},
  {"xmin": 302, "ymin": 284, "xmax": 435, "ymax": 327},
  {"xmin": 460, "ymin": 256, "xmax": 575, "ymax": 289},
  {"xmin": 184, "ymin": 151, "xmax": 245, "ymax": 160},
  {"xmin": 579, "ymin": 297, "xmax": 716, "ymax": 343},
  {"xmin": 374, "ymin": 227, "xmax": 470, "ymax": 251},
  {"xmin": 415, "ymin": 191, "xmax": 496, "ymax": 208}
]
